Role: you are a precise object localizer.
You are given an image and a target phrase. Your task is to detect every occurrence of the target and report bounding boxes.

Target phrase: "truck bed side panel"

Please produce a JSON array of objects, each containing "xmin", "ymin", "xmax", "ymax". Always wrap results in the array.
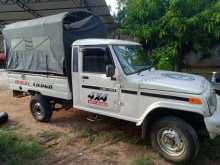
[{"xmin": 8, "ymin": 72, "xmax": 72, "ymax": 100}]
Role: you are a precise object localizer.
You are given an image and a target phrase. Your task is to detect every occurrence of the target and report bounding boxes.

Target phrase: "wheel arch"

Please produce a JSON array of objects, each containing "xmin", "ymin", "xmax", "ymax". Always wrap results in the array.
[
  {"xmin": 28, "ymin": 90, "xmax": 41, "ymax": 96},
  {"xmin": 141, "ymin": 107, "xmax": 207, "ymax": 139}
]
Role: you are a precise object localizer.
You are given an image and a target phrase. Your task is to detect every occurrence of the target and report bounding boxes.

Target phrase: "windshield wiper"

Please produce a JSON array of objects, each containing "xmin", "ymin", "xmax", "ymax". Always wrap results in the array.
[{"xmin": 137, "ymin": 66, "xmax": 152, "ymax": 75}]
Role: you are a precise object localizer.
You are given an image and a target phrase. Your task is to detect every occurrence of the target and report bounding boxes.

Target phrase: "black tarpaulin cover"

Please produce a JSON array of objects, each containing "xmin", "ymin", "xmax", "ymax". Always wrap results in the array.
[{"xmin": 3, "ymin": 10, "xmax": 107, "ymax": 76}]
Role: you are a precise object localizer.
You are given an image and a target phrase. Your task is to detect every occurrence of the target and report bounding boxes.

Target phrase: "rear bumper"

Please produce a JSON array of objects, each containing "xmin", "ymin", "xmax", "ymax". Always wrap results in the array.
[{"xmin": 205, "ymin": 95, "xmax": 220, "ymax": 139}]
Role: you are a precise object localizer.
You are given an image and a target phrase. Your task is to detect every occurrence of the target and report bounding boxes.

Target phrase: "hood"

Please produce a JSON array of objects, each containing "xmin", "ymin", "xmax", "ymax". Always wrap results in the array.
[{"xmin": 139, "ymin": 70, "xmax": 207, "ymax": 94}]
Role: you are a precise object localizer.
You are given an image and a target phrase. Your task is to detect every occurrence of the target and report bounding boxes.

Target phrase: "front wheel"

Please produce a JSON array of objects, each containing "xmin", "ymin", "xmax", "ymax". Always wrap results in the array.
[
  {"xmin": 30, "ymin": 95, "xmax": 53, "ymax": 122},
  {"xmin": 150, "ymin": 116, "xmax": 199, "ymax": 163}
]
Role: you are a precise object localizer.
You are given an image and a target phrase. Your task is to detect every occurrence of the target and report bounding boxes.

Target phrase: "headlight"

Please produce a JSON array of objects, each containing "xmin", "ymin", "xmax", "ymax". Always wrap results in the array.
[{"xmin": 207, "ymin": 88, "xmax": 217, "ymax": 115}]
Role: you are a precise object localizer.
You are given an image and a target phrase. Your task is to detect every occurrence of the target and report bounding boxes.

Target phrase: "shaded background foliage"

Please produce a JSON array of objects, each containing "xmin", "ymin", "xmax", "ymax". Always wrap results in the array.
[{"xmin": 115, "ymin": 0, "xmax": 220, "ymax": 71}]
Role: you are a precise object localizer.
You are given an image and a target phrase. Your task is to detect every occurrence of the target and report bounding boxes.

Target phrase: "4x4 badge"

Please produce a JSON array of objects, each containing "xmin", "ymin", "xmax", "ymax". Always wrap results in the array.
[{"xmin": 88, "ymin": 92, "xmax": 108, "ymax": 106}]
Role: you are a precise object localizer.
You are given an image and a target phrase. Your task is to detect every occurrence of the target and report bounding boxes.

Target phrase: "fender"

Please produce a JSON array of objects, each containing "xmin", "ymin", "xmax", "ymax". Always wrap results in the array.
[{"xmin": 136, "ymin": 100, "xmax": 205, "ymax": 126}]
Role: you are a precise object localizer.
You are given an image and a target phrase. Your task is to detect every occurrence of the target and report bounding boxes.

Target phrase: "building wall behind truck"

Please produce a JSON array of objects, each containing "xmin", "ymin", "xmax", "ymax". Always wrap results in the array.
[
  {"xmin": 183, "ymin": 44, "xmax": 220, "ymax": 79},
  {"xmin": 0, "ymin": 37, "xmax": 3, "ymax": 52},
  {"xmin": 0, "ymin": 37, "xmax": 5, "ymax": 69}
]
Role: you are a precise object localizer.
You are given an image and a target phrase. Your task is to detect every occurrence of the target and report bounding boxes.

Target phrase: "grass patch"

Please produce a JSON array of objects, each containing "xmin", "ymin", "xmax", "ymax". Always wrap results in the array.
[
  {"xmin": 193, "ymin": 137, "xmax": 220, "ymax": 164},
  {"xmin": 130, "ymin": 157, "xmax": 154, "ymax": 165},
  {"xmin": 70, "ymin": 125, "xmax": 148, "ymax": 146},
  {"xmin": 70, "ymin": 126, "xmax": 128, "ymax": 145},
  {"xmin": 0, "ymin": 129, "xmax": 43, "ymax": 165},
  {"xmin": 0, "ymin": 125, "xmax": 17, "ymax": 131},
  {"xmin": 97, "ymin": 131, "xmax": 126, "ymax": 142},
  {"xmin": 70, "ymin": 127, "xmax": 96, "ymax": 144},
  {"xmin": 127, "ymin": 136, "xmax": 145, "ymax": 145},
  {"xmin": 64, "ymin": 133, "xmax": 77, "ymax": 145},
  {"xmin": 37, "ymin": 130, "xmax": 60, "ymax": 143}
]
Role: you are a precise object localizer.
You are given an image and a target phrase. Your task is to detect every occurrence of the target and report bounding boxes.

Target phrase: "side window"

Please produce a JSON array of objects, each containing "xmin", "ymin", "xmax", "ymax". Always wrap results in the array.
[
  {"xmin": 82, "ymin": 48, "xmax": 114, "ymax": 73},
  {"xmin": 72, "ymin": 47, "xmax": 78, "ymax": 72}
]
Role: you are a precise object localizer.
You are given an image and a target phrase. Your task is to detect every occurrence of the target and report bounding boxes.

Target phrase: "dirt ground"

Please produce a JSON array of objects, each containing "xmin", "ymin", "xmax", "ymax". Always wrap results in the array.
[
  {"xmin": 1, "ymin": 71, "xmax": 220, "ymax": 165},
  {"xmin": 0, "ymin": 71, "xmax": 8, "ymax": 90}
]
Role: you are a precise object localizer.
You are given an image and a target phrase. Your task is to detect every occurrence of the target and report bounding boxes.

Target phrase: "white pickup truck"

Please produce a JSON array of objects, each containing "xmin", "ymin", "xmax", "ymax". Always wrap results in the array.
[{"xmin": 3, "ymin": 11, "xmax": 220, "ymax": 163}]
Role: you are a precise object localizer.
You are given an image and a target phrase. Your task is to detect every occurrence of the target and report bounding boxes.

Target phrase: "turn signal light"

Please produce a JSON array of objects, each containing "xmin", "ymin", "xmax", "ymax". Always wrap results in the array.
[{"xmin": 189, "ymin": 98, "xmax": 202, "ymax": 105}]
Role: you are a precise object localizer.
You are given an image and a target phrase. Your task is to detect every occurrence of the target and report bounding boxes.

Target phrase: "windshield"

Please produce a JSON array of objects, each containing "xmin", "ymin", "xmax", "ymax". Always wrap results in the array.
[{"xmin": 113, "ymin": 45, "xmax": 152, "ymax": 75}]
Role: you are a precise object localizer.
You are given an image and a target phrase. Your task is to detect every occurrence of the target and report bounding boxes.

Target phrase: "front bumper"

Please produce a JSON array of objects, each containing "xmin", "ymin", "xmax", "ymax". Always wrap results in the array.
[{"xmin": 205, "ymin": 95, "xmax": 220, "ymax": 139}]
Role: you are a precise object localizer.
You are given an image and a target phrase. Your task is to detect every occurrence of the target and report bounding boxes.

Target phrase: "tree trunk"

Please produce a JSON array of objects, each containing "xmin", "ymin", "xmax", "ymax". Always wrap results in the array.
[
  {"xmin": 176, "ymin": 45, "xmax": 183, "ymax": 72},
  {"xmin": 140, "ymin": 38, "xmax": 149, "ymax": 53}
]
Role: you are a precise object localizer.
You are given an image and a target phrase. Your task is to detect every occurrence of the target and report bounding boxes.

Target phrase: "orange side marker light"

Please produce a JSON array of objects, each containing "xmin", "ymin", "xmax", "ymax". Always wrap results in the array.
[{"xmin": 189, "ymin": 98, "xmax": 202, "ymax": 105}]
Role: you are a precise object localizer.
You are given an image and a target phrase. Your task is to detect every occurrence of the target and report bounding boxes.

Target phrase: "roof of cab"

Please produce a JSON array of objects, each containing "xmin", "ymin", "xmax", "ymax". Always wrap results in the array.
[{"xmin": 72, "ymin": 39, "xmax": 140, "ymax": 46}]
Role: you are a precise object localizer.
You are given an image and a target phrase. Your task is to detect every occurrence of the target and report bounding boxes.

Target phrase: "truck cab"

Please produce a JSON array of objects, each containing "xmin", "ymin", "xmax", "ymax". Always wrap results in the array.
[
  {"xmin": 71, "ymin": 39, "xmax": 215, "ymax": 125},
  {"xmin": 72, "ymin": 39, "xmax": 147, "ymax": 122}
]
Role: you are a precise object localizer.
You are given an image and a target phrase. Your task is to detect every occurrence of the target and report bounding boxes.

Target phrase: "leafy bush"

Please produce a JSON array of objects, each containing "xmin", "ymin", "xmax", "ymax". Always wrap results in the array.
[
  {"xmin": 149, "ymin": 43, "xmax": 177, "ymax": 70},
  {"xmin": 117, "ymin": 0, "xmax": 220, "ymax": 71}
]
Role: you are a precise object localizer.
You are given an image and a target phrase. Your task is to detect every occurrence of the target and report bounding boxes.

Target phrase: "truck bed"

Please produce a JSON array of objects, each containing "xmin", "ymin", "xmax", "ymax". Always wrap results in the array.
[{"xmin": 8, "ymin": 72, "xmax": 72, "ymax": 100}]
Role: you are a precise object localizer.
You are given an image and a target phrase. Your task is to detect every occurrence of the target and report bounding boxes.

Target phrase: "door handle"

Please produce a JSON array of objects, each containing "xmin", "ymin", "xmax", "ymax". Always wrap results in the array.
[{"xmin": 82, "ymin": 76, "xmax": 89, "ymax": 79}]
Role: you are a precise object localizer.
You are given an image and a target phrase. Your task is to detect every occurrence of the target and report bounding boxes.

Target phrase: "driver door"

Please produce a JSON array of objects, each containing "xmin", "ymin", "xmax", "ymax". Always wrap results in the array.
[{"xmin": 79, "ymin": 47, "xmax": 120, "ymax": 112}]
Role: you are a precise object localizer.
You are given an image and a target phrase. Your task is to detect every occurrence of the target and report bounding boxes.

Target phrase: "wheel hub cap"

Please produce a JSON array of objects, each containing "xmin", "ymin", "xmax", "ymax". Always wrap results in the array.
[
  {"xmin": 157, "ymin": 128, "xmax": 185, "ymax": 157},
  {"xmin": 33, "ymin": 103, "xmax": 44, "ymax": 119}
]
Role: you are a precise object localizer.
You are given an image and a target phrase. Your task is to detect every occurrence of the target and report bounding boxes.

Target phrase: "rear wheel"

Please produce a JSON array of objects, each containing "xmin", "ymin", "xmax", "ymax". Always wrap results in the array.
[
  {"xmin": 150, "ymin": 116, "xmax": 199, "ymax": 163},
  {"xmin": 30, "ymin": 95, "xmax": 53, "ymax": 122}
]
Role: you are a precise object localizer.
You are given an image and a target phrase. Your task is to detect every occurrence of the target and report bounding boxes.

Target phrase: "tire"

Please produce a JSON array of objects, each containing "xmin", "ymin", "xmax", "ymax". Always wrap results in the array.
[
  {"xmin": 0, "ymin": 112, "xmax": 8, "ymax": 124},
  {"xmin": 150, "ymin": 116, "xmax": 199, "ymax": 163},
  {"xmin": 30, "ymin": 95, "xmax": 53, "ymax": 122}
]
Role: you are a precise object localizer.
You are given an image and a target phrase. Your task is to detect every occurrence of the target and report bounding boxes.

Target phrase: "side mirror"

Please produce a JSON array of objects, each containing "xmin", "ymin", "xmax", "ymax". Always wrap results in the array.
[{"xmin": 106, "ymin": 64, "xmax": 115, "ymax": 77}]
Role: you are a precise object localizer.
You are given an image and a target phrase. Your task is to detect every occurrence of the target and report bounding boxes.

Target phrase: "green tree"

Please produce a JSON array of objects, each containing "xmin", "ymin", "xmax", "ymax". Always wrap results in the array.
[{"xmin": 117, "ymin": 0, "xmax": 220, "ymax": 71}]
